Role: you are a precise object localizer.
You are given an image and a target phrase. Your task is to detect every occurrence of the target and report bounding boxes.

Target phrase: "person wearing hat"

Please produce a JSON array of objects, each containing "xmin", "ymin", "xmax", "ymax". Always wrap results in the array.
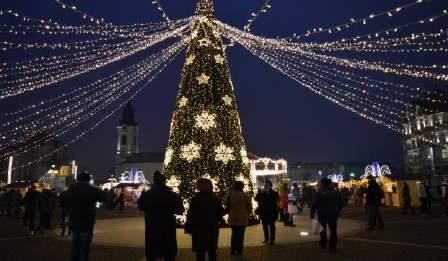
[
  {"xmin": 310, "ymin": 177, "xmax": 343, "ymax": 252},
  {"xmin": 67, "ymin": 172, "xmax": 106, "ymax": 261},
  {"xmin": 138, "ymin": 170, "xmax": 184, "ymax": 261}
]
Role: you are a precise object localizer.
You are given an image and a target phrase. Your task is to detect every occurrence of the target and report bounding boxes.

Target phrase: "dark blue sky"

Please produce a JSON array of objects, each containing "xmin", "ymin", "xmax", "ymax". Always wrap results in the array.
[{"xmin": 1, "ymin": 0, "xmax": 447, "ymax": 177}]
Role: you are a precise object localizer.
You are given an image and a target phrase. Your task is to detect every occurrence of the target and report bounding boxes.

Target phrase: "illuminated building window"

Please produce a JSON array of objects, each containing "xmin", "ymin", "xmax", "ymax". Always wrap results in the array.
[
  {"xmin": 121, "ymin": 135, "xmax": 127, "ymax": 146},
  {"xmin": 442, "ymin": 148, "xmax": 448, "ymax": 159}
]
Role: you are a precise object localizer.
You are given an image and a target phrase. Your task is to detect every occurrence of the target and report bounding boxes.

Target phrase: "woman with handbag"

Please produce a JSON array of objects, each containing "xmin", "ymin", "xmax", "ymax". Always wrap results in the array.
[{"xmin": 227, "ymin": 181, "xmax": 252, "ymax": 256}]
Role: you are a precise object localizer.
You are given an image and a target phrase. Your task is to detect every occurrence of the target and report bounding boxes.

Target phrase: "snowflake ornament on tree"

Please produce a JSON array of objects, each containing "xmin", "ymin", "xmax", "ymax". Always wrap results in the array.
[
  {"xmin": 164, "ymin": 148, "xmax": 174, "ymax": 166},
  {"xmin": 194, "ymin": 111, "xmax": 216, "ymax": 131},
  {"xmin": 214, "ymin": 143, "xmax": 235, "ymax": 164},
  {"xmin": 180, "ymin": 141, "xmax": 201, "ymax": 162}
]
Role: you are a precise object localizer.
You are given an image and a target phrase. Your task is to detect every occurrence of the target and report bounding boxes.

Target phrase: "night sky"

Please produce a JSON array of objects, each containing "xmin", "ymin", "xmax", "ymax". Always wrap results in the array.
[{"xmin": 1, "ymin": 0, "xmax": 447, "ymax": 178}]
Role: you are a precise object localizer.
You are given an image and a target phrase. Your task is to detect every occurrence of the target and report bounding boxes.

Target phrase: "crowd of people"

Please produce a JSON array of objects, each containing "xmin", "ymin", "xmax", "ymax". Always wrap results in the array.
[{"xmin": 1, "ymin": 171, "xmax": 448, "ymax": 261}]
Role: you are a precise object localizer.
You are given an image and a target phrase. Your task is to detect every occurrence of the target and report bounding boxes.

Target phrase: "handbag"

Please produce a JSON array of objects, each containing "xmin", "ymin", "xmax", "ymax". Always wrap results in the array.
[
  {"xmin": 311, "ymin": 219, "xmax": 324, "ymax": 235},
  {"xmin": 287, "ymin": 203, "xmax": 299, "ymax": 215}
]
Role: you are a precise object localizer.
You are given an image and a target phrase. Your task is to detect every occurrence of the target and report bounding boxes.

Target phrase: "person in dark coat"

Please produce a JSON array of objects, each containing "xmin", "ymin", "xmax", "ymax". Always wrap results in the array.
[
  {"xmin": 255, "ymin": 180, "xmax": 279, "ymax": 245},
  {"xmin": 23, "ymin": 186, "xmax": 40, "ymax": 235},
  {"xmin": 59, "ymin": 189, "xmax": 71, "ymax": 236},
  {"xmin": 401, "ymin": 182, "xmax": 415, "ymax": 215},
  {"xmin": 185, "ymin": 178, "xmax": 224, "ymax": 261},
  {"xmin": 311, "ymin": 178, "xmax": 343, "ymax": 252},
  {"xmin": 117, "ymin": 191, "xmax": 125, "ymax": 212},
  {"xmin": 301, "ymin": 183, "xmax": 313, "ymax": 209},
  {"xmin": 365, "ymin": 177, "xmax": 384, "ymax": 230},
  {"xmin": 67, "ymin": 172, "xmax": 106, "ymax": 261},
  {"xmin": 38, "ymin": 188, "xmax": 57, "ymax": 230},
  {"xmin": 138, "ymin": 171, "xmax": 184, "ymax": 261}
]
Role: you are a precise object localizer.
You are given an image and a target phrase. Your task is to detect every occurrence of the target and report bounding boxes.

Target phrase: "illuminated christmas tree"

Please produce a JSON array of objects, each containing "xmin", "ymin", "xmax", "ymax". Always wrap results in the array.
[{"xmin": 163, "ymin": 0, "xmax": 252, "ymax": 212}]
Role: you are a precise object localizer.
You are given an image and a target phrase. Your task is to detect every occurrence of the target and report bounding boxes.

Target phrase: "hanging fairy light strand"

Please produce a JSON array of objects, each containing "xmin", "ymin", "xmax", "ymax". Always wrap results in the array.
[
  {"xmin": 244, "ymin": 0, "xmax": 272, "ymax": 32},
  {"xmin": 0, "ymin": 41, "xmax": 186, "ymax": 160},
  {"xmin": 0, "ymin": 23, "xmax": 189, "ymax": 99},
  {"xmin": 284, "ymin": 0, "xmax": 428, "ymax": 41}
]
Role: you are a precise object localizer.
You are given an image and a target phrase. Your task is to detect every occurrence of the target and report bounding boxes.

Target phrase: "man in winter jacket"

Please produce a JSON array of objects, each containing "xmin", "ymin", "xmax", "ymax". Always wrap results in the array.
[
  {"xmin": 138, "ymin": 171, "xmax": 184, "ymax": 261},
  {"xmin": 366, "ymin": 177, "xmax": 384, "ymax": 230},
  {"xmin": 255, "ymin": 180, "xmax": 279, "ymax": 245},
  {"xmin": 67, "ymin": 172, "xmax": 106, "ymax": 261},
  {"xmin": 310, "ymin": 178, "xmax": 343, "ymax": 252}
]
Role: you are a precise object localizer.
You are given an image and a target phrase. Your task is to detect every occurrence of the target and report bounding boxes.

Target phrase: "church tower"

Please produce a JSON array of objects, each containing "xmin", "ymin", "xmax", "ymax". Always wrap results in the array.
[{"xmin": 116, "ymin": 102, "xmax": 139, "ymax": 164}]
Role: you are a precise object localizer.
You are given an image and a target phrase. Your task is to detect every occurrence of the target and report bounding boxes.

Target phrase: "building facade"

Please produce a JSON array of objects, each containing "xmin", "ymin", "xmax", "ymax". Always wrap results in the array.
[
  {"xmin": 403, "ymin": 91, "xmax": 448, "ymax": 177},
  {"xmin": 114, "ymin": 103, "xmax": 163, "ymax": 184}
]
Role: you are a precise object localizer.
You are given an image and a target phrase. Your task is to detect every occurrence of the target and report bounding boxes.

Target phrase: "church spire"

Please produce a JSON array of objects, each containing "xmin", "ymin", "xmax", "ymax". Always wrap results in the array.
[
  {"xmin": 120, "ymin": 102, "xmax": 137, "ymax": 126},
  {"xmin": 195, "ymin": 0, "xmax": 215, "ymax": 17}
]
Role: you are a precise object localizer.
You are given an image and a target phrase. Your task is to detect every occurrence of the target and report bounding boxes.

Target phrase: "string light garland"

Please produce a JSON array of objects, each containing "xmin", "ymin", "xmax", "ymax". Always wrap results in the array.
[
  {"xmin": 244, "ymin": 0, "xmax": 271, "ymax": 32},
  {"xmin": 284, "ymin": 0, "xmax": 428, "ymax": 41},
  {"xmin": 2, "ymin": 0, "xmax": 448, "ymax": 181},
  {"xmin": 0, "ymin": 41, "xmax": 186, "ymax": 161}
]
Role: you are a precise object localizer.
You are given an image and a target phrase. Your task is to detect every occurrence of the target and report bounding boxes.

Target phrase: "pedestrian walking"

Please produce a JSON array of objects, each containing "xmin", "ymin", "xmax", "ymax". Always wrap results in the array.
[
  {"xmin": 117, "ymin": 191, "xmax": 125, "ymax": 212},
  {"xmin": 58, "ymin": 189, "xmax": 71, "ymax": 236},
  {"xmin": 279, "ymin": 183, "xmax": 293, "ymax": 226},
  {"xmin": 401, "ymin": 182, "xmax": 415, "ymax": 215},
  {"xmin": 138, "ymin": 171, "xmax": 184, "ymax": 261},
  {"xmin": 226, "ymin": 181, "xmax": 252, "ymax": 256},
  {"xmin": 425, "ymin": 181, "xmax": 433, "ymax": 215},
  {"xmin": 67, "ymin": 172, "xmax": 106, "ymax": 261},
  {"xmin": 291, "ymin": 183, "xmax": 301, "ymax": 213},
  {"xmin": 185, "ymin": 178, "xmax": 224, "ymax": 261},
  {"xmin": 416, "ymin": 179, "xmax": 429, "ymax": 215},
  {"xmin": 440, "ymin": 181, "xmax": 448, "ymax": 216},
  {"xmin": 366, "ymin": 177, "xmax": 384, "ymax": 230},
  {"xmin": 301, "ymin": 183, "xmax": 313, "ymax": 209},
  {"xmin": 310, "ymin": 178, "xmax": 344, "ymax": 252},
  {"xmin": 255, "ymin": 180, "xmax": 279, "ymax": 245},
  {"xmin": 0, "ymin": 188, "xmax": 6, "ymax": 216},
  {"xmin": 23, "ymin": 186, "xmax": 40, "ymax": 235},
  {"xmin": 38, "ymin": 188, "xmax": 57, "ymax": 230}
]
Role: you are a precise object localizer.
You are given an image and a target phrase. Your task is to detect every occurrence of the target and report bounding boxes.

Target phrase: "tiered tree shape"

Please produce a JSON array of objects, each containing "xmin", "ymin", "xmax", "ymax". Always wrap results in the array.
[{"xmin": 163, "ymin": 0, "xmax": 253, "ymax": 214}]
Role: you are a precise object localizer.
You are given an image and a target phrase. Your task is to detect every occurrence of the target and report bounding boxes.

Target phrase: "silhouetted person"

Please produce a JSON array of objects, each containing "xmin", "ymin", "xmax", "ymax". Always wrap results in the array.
[
  {"xmin": 291, "ymin": 183, "xmax": 301, "ymax": 213},
  {"xmin": 117, "ymin": 191, "xmax": 125, "ymax": 212},
  {"xmin": 23, "ymin": 186, "xmax": 39, "ymax": 235},
  {"xmin": 59, "ymin": 189, "xmax": 71, "ymax": 236},
  {"xmin": 185, "ymin": 178, "xmax": 224, "ymax": 261},
  {"xmin": 138, "ymin": 171, "xmax": 184, "ymax": 261},
  {"xmin": 0, "ymin": 188, "xmax": 6, "ymax": 216},
  {"xmin": 106, "ymin": 189, "xmax": 116, "ymax": 210},
  {"xmin": 38, "ymin": 188, "xmax": 57, "ymax": 230},
  {"xmin": 67, "ymin": 172, "xmax": 106, "ymax": 261},
  {"xmin": 366, "ymin": 177, "xmax": 384, "ymax": 230},
  {"xmin": 416, "ymin": 179, "xmax": 430, "ymax": 215},
  {"xmin": 255, "ymin": 180, "xmax": 279, "ymax": 245},
  {"xmin": 401, "ymin": 182, "xmax": 414, "ymax": 215},
  {"xmin": 441, "ymin": 181, "xmax": 448, "ymax": 216},
  {"xmin": 311, "ymin": 178, "xmax": 343, "ymax": 252},
  {"xmin": 227, "ymin": 181, "xmax": 252, "ymax": 255},
  {"xmin": 301, "ymin": 183, "xmax": 313, "ymax": 209}
]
